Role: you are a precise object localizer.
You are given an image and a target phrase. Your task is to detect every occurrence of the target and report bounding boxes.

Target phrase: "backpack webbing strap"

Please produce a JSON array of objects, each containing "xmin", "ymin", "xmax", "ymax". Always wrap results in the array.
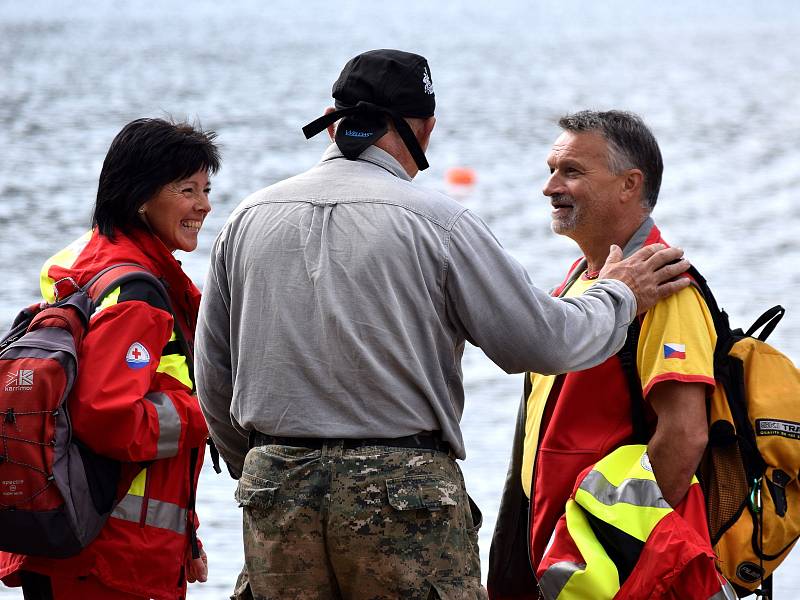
[
  {"xmin": 85, "ymin": 263, "xmax": 172, "ymax": 314},
  {"xmin": 207, "ymin": 438, "xmax": 222, "ymax": 474},
  {"xmin": 762, "ymin": 574, "xmax": 773, "ymax": 599},
  {"xmin": 619, "ymin": 266, "xmax": 723, "ymax": 445},
  {"xmin": 682, "ymin": 266, "xmax": 733, "ymax": 347},
  {"xmin": 745, "ymin": 305, "xmax": 785, "ymax": 342},
  {"xmin": 618, "ymin": 318, "xmax": 649, "ymax": 444},
  {"xmin": 684, "ymin": 267, "xmax": 768, "ymax": 479},
  {"xmin": 187, "ymin": 446, "xmax": 201, "ymax": 559}
]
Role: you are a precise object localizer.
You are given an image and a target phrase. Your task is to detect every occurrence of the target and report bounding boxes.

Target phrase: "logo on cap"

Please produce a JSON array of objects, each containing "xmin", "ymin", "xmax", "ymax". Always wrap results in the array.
[
  {"xmin": 125, "ymin": 342, "xmax": 151, "ymax": 370},
  {"xmin": 422, "ymin": 67, "xmax": 434, "ymax": 95},
  {"xmin": 344, "ymin": 130, "xmax": 372, "ymax": 138}
]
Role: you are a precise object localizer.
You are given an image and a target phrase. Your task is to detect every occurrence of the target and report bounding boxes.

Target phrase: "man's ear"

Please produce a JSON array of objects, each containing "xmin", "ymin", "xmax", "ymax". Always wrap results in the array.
[
  {"xmin": 620, "ymin": 168, "xmax": 644, "ymax": 203},
  {"xmin": 417, "ymin": 116, "xmax": 436, "ymax": 151},
  {"xmin": 324, "ymin": 107, "xmax": 337, "ymax": 142}
]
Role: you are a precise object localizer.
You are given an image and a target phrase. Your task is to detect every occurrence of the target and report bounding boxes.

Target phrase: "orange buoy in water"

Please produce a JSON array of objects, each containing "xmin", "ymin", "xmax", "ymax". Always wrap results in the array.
[{"xmin": 445, "ymin": 166, "xmax": 476, "ymax": 186}]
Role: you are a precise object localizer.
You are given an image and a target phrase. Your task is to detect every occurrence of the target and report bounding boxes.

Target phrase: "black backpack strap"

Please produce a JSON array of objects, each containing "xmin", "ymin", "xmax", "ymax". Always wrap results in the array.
[
  {"xmin": 207, "ymin": 438, "xmax": 222, "ymax": 474},
  {"xmin": 187, "ymin": 446, "xmax": 201, "ymax": 559},
  {"xmin": 685, "ymin": 267, "xmax": 766, "ymax": 479},
  {"xmin": 684, "ymin": 266, "xmax": 733, "ymax": 342},
  {"xmin": 618, "ymin": 318, "xmax": 649, "ymax": 444},
  {"xmin": 85, "ymin": 263, "xmax": 172, "ymax": 314},
  {"xmin": 619, "ymin": 265, "xmax": 713, "ymax": 444}
]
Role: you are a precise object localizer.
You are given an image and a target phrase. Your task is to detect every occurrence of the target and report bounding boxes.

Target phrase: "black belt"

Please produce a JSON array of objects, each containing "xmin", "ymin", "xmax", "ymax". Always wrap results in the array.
[{"xmin": 249, "ymin": 430, "xmax": 451, "ymax": 455}]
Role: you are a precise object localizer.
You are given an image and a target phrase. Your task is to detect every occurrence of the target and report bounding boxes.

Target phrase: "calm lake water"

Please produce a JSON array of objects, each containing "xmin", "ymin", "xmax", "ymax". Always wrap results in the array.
[{"xmin": 2, "ymin": 1, "xmax": 800, "ymax": 597}]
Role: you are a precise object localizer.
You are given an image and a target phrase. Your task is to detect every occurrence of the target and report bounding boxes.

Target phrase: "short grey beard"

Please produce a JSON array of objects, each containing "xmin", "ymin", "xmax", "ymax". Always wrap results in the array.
[{"xmin": 550, "ymin": 193, "xmax": 578, "ymax": 234}]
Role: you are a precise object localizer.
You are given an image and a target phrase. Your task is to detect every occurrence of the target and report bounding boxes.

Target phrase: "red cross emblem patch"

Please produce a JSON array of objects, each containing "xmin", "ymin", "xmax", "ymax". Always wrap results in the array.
[{"xmin": 125, "ymin": 342, "xmax": 151, "ymax": 370}]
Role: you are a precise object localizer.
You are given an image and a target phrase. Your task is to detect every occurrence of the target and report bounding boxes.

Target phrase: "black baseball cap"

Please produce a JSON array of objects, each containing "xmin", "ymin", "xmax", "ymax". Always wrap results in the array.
[{"xmin": 302, "ymin": 49, "xmax": 435, "ymax": 171}]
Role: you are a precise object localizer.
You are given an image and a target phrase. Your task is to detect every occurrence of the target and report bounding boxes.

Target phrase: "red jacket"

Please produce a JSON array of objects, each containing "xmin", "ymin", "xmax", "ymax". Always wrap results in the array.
[{"xmin": 0, "ymin": 228, "xmax": 208, "ymax": 600}]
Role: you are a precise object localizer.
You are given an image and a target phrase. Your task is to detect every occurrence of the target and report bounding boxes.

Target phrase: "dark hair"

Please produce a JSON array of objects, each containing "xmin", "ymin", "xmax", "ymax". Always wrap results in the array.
[
  {"xmin": 92, "ymin": 118, "xmax": 220, "ymax": 238},
  {"xmin": 558, "ymin": 110, "xmax": 663, "ymax": 210}
]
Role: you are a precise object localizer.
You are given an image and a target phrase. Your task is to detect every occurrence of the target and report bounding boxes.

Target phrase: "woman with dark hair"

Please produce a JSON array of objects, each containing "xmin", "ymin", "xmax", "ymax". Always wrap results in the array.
[{"xmin": 0, "ymin": 118, "xmax": 220, "ymax": 599}]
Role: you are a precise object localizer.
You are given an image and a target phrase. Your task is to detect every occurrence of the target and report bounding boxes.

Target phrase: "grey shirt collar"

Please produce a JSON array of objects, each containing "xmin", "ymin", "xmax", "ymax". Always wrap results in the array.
[
  {"xmin": 320, "ymin": 143, "xmax": 413, "ymax": 182},
  {"xmin": 621, "ymin": 215, "xmax": 656, "ymax": 258},
  {"xmin": 557, "ymin": 215, "xmax": 657, "ymax": 295}
]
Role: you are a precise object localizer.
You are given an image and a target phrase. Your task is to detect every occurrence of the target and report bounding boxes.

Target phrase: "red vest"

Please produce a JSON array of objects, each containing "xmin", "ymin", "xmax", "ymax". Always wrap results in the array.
[{"xmin": 528, "ymin": 225, "xmax": 666, "ymax": 569}]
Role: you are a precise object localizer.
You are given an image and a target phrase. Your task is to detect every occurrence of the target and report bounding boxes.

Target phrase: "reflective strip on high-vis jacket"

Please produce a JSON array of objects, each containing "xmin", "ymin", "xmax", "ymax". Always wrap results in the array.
[
  {"xmin": 91, "ymin": 287, "xmax": 121, "ymax": 317},
  {"xmin": 145, "ymin": 392, "xmax": 181, "ymax": 459},
  {"xmin": 112, "ymin": 467, "xmax": 188, "ymax": 534},
  {"xmin": 39, "ymin": 230, "xmax": 92, "ymax": 302},
  {"xmin": 539, "ymin": 498, "xmax": 620, "ymax": 600},
  {"xmin": 576, "ymin": 471, "xmax": 671, "ymax": 543},
  {"xmin": 157, "ymin": 331, "xmax": 193, "ymax": 389},
  {"xmin": 580, "ymin": 469, "xmax": 668, "ymax": 510},
  {"xmin": 111, "ymin": 494, "xmax": 188, "ymax": 534},
  {"xmin": 575, "ymin": 445, "xmax": 674, "ymax": 542}
]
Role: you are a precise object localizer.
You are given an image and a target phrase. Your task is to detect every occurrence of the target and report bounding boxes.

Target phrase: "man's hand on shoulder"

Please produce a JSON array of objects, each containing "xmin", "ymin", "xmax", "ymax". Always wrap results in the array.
[{"xmin": 599, "ymin": 244, "xmax": 691, "ymax": 314}]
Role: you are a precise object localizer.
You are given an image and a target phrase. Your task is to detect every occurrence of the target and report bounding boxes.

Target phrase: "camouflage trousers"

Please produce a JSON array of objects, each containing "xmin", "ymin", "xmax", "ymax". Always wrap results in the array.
[{"xmin": 232, "ymin": 441, "xmax": 485, "ymax": 600}]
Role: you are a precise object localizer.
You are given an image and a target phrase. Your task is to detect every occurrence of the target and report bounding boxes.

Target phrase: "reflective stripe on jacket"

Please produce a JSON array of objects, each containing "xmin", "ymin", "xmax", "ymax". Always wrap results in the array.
[{"xmin": 537, "ymin": 445, "xmax": 736, "ymax": 600}]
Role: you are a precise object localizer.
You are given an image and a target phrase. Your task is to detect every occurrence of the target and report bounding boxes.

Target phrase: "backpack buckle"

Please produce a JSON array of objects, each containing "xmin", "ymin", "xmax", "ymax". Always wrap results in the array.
[
  {"xmin": 749, "ymin": 477, "xmax": 763, "ymax": 514},
  {"xmin": 53, "ymin": 277, "xmax": 80, "ymax": 302}
]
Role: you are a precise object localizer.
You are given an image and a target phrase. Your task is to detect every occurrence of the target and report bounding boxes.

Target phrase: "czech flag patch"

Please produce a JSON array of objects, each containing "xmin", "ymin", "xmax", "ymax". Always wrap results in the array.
[
  {"xmin": 125, "ymin": 342, "xmax": 151, "ymax": 370},
  {"xmin": 663, "ymin": 343, "xmax": 686, "ymax": 360}
]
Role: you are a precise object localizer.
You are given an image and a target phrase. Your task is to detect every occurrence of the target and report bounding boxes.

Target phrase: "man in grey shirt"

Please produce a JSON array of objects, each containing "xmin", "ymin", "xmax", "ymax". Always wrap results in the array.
[{"xmin": 195, "ymin": 50, "xmax": 689, "ymax": 599}]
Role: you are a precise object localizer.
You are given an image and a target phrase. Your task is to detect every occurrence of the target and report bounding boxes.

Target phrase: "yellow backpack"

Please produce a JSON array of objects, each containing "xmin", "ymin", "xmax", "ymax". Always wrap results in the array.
[
  {"xmin": 697, "ymin": 290, "xmax": 800, "ymax": 597},
  {"xmin": 624, "ymin": 266, "xmax": 799, "ymax": 598}
]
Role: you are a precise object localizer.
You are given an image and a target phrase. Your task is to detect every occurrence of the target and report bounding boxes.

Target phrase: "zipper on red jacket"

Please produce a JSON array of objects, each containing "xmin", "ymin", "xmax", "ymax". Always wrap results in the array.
[{"xmin": 139, "ymin": 468, "xmax": 151, "ymax": 527}]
